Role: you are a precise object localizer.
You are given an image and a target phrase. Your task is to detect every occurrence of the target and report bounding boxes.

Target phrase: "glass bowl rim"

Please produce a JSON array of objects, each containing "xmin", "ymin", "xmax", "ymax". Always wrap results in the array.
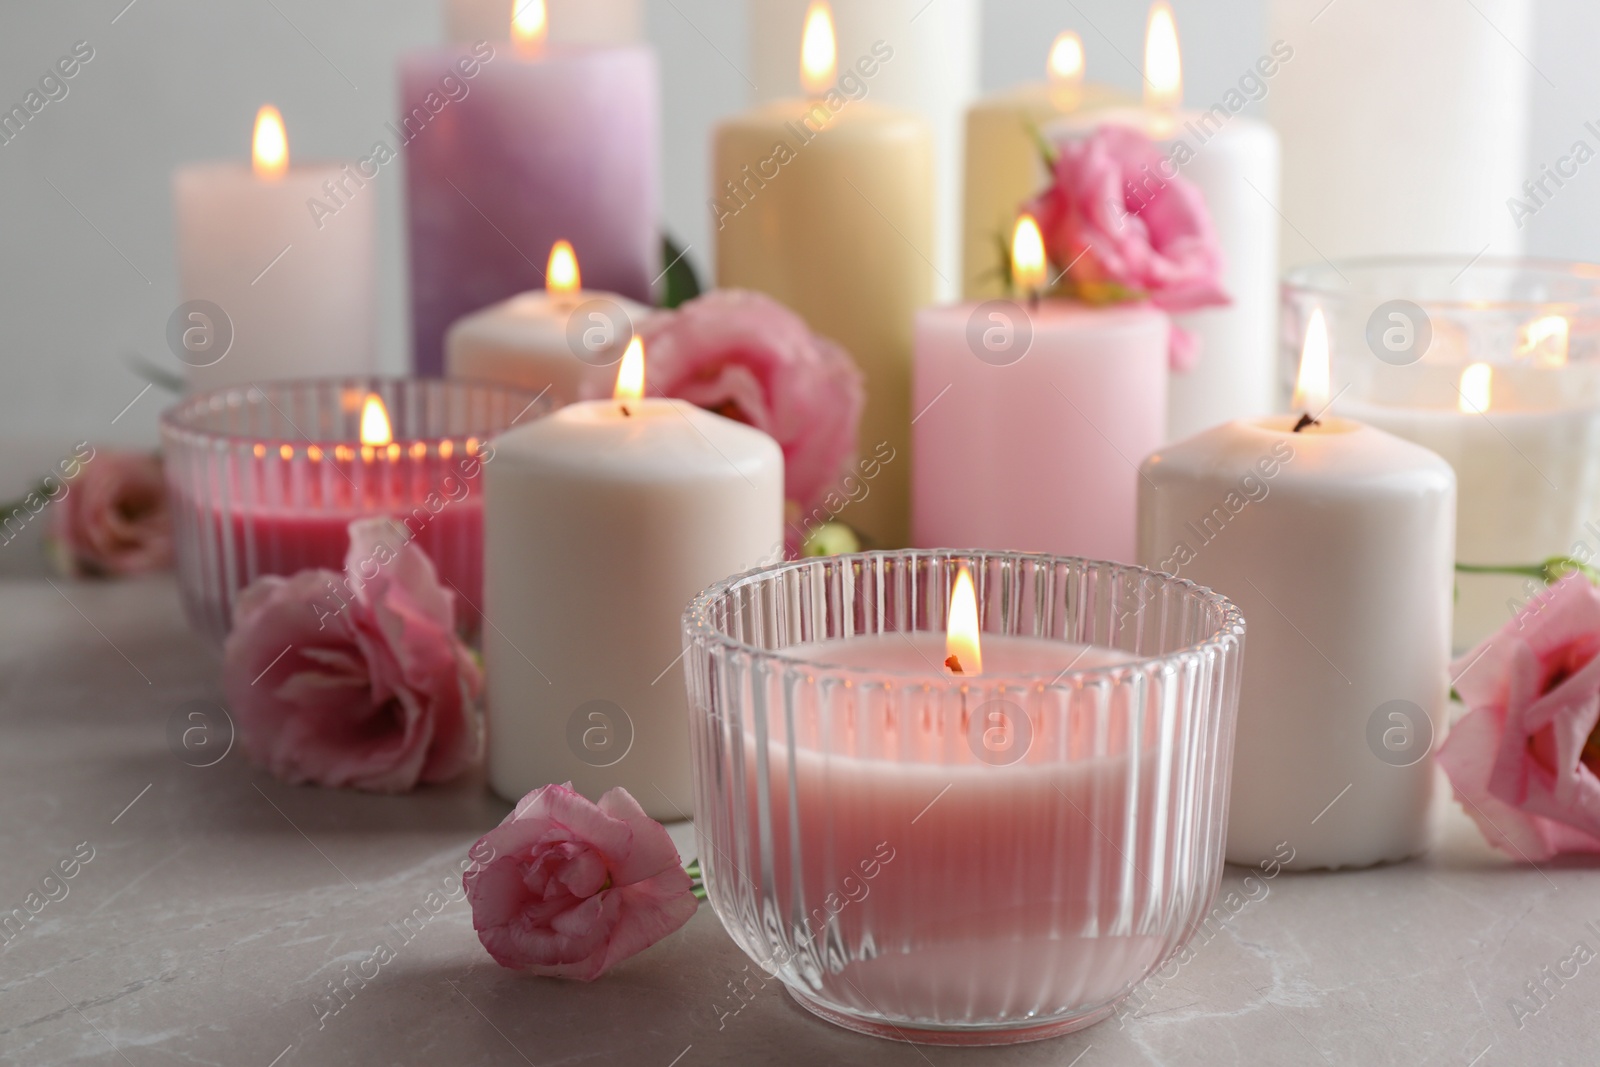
[
  {"xmin": 683, "ymin": 548, "xmax": 1246, "ymax": 689},
  {"xmin": 1283, "ymin": 254, "xmax": 1600, "ymax": 311},
  {"xmin": 158, "ymin": 375, "xmax": 548, "ymax": 450}
]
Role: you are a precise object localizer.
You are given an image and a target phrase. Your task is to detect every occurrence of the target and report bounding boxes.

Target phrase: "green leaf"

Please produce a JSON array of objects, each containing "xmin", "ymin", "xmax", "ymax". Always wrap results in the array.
[
  {"xmin": 657, "ymin": 234, "xmax": 703, "ymax": 310},
  {"xmin": 1025, "ymin": 119, "xmax": 1058, "ymax": 170}
]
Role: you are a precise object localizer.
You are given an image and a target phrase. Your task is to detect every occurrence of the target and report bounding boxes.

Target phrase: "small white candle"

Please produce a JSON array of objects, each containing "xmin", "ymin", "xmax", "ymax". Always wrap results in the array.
[
  {"xmin": 172, "ymin": 106, "xmax": 376, "ymax": 390},
  {"xmin": 446, "ymin": 240, "xmax": 650, "ymax": 405},
  {"xmin": 484, "ymin": 338, "xmax": 784, "ymax": 817},
  {"xmin": 1137, "ymin": 314, "xmax": 1456, "ymax": 869}
]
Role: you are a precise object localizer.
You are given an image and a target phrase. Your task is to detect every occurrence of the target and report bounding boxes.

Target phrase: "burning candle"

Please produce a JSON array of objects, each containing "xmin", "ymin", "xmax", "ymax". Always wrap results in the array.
[
  {"xmin": 1048, "ymin": 3, "xmax": 1281, "ymax": 443},
  {"xmin": 713, "ymin": 1, "xmax": 934, "ymax": 548},
  {"xmin": 960, "ymin": 31, "xmax": 1128, "ymax": 300},
  {"xmin": 445, "ymin": 239, "xmax": 649, "ymax": 404},
  {"xmin": 911, "ymin": 216, "xmax": 1169, "ymax": 561},
  {"xmin": 172, "ymin": 105, "xmax": 377, "ymax": 390},
  {"xmin": 1137, "ymin": 312, "xmax": 1456, "ymax": 869},
  {"xmin": 683, "ymin": 550, "xmax": 1245, "ymax": 1040},
  {"xmin": 485, "ymin": 338, "xmax": 784, "ymax": 817},
  {"xmin": 401, "ymin": 0, "xmax": 660, "ymax": 376}
]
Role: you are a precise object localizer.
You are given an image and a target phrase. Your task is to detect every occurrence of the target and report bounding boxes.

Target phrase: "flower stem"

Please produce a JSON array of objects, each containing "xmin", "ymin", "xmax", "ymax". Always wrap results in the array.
[
  {"xmin": 1456, "ymin": 556, "xmax": 1600, "ymax": 586},
  {"xmin": 685, "ymin": 857, "xmax": 704, "ymax": 902}
]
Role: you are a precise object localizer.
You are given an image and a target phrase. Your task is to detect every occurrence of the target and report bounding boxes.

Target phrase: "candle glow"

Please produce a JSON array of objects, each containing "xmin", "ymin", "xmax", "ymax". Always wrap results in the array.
[
  {"xmin": 547, "ymin": 240, "xmax": 581, "ymax": 297},
  {"xmin": 946, "ymin": 565, "xmax": 983, "ymax": 675},
  {"xmin": 1011, "ymin": 214, "xmax": 1048, "ymax": 297},
  {"xmin": 1048, "ymin": 31, "xmax": 1085, "ymax": 85},
  {"xmin": 360, "ymin": 393, "xmax": 394, "ymax": 447},
  {"xmin": 1459, "ymin": 362, "xmax": 1492, "ymax": 414},
  {"xmin": 1517, "ymin": 314, "xmax": 1569, "ymax": 367},
  {"xmin": 614, "ymin": 336, "xmax": 645, "ymax": 402},
  {"xmin": 1292, "ymin": 308, "xmax": 1330, "ymax": 413},
  {"xmin": 800, "ymin": 2, "xmax": 837, "ymax": 97},
  {"xmin": 251, "ymin": 105, "xmax": 288, "ymax": 180},
  {"xmin": 512, "ymin": 0, "xmax": 548, "ymax": 53},
  {"xmin": 1143, "ymin": 2, "xmax": 1183, "ymax": 111}
]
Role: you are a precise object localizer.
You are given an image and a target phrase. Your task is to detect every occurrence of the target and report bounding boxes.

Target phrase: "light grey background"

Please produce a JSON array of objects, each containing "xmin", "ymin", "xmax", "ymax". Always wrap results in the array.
[{"xmin": 0, "ymin": 0, "xmax": 1588, "ymax": 456}]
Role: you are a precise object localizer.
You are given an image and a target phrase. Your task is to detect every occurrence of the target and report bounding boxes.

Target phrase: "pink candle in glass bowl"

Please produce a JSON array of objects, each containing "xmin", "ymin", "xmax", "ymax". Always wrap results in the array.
[
  {"xmin": 159, "ymin": 377, "xmax": 550, "ymax": 647},
  {"xmin": 400, "ymin": 4, "xmax": 659, "ymax": 376},
  {"xmin": 682, "ymin": 549, "xmax": 1245, "ymax": 1045}
]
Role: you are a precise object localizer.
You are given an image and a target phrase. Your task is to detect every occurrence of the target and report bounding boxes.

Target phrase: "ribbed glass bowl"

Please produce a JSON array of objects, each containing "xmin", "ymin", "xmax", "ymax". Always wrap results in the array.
[
  {"xmin": 160, "ymin": 376, "xmax": 548, "ymax": 646},
  {"xmin": 682, "ymin": 550, "xmax": 1246, "ymax": 1045}
]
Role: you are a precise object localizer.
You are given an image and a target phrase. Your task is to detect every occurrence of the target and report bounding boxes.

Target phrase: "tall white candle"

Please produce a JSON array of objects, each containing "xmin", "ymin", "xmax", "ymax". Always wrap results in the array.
[
  {"xmin": 484, "ymin": 340, "xmax": 784, "ymax": 817},
  {"xmin": 172, "ymin": 106, "xmax": 376, "ymax": 390},
  {"xmin": 1267, "ymin": 0, "xmax": 1531, "ymax": 261},
  {"xmin": 446, "ymin": 240, "xmax": 650, "ymax": 405},
  {"xmin": 1048, "ymin": 5, "xmax": 1280, "ymax": 442},
  {"xmin": 748, "ymin": 0, "xmax": 978, "ymax": 300},
  {"xmin": 1138, "ymin": 317, "xmax": 1456, "ymax": 869}
]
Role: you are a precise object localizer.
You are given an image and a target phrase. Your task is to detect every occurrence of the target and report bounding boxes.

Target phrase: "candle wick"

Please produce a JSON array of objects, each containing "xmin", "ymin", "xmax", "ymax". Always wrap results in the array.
[
  {"xmin": 620, "ymin": 404, "xmax": 632, "ymax": 418},
  {"xmin": 944, "ymin": 654, "xmax": 964, "ymax": 674},
  {"xmin": 1292, "ymin": 412, "xmax": 1320, "ymax": 433},
  {"xmin": 1028, "ymin": 290, "xmax": 1041, "ymax": 312}
]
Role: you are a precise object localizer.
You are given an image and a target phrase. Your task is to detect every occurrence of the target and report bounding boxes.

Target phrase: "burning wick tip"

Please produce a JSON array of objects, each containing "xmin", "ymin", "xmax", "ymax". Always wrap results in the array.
[
  {"xmin": 1292, "ymin": 412, "xmax": 1319, "ymax": 433},
  {"xmin": 944, "ymin": 654, "xmax": 965, "ymax": 675}
]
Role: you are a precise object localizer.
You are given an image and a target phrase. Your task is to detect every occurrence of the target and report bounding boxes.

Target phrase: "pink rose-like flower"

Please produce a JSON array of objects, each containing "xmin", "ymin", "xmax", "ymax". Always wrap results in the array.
[
  {"xmin": 222, "ymin": 517, "xmax": 482, "ymax": 793},
  {"xmin": 1024, "ymin": 124, "xmax": 1230, "ymax": 371},
  {"xmin": 1439, "ymin": 575, "xmax": 1600, "ymax": 861},
  {"xmin": 49, "ymin": 450, "xmax": 172, "ymax": 577},
  {"xmin": 638, "ymin": 290, "xmax": 865, "ymax": 515},
  {"xmin": 464, "ymin": 784, "xmax": 697, "ymax": 980}
]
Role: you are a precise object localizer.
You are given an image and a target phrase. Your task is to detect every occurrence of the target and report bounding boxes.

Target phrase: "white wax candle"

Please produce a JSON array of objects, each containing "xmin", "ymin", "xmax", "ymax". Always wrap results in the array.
[
  {"xmin": 1049, "ymin": 107, "xmax": 1281, "ymax": 442},
  {"xmin": 1138, "ymin": 415, "xmax": 1455, "ymax": 869},
  {"xmin": 172, "ymin": 112, "xmax": 375, "ymax": 390},
  {"xmin": 446, "ymin": 288, "xmax": 650, "ymax": 405},
  {"xmin": 1267, "ymin": 0, "xmax": 1531, "ymax": 260},
  {"xmin": 485, "ymin": 396, "xmax": 783, "ymax": 818},
  {"xmin": 447, "ymin": 0, "xmax": 642, "ymax": 45},
  {"xmin": 912, "ymin": 300, "xmax": 1168, "ymax": 562}
]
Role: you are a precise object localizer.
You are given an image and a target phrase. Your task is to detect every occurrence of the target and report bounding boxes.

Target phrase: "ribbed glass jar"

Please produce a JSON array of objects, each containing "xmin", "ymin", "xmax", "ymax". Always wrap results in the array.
[
  {"xmin": 160, "ymin": 377, "xmax": 547, "ymax": 646},
  {"xmin": 683, "ymin": 550, "xmax": 1245, "ymax": 1044}
]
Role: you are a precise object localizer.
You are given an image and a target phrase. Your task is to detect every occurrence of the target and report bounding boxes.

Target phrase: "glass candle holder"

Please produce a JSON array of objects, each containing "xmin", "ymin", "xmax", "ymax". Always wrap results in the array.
[
  {"xmin": 1282, "ymin": 256, "xmax": 1600, "ymax": 650},
  {"xmin": 682, "ymin": 550, "xmax": 1245, "ymax": 1045},
  {"xmin": 160, "ymin": 376, "xmax": 548, "ymax": 646}
]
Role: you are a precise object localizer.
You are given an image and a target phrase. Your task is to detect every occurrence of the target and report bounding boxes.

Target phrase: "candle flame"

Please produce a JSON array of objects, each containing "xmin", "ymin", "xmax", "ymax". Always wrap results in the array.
[
  {"xmin": 360, "ymin": 393, "xmax": 393, "ymax": 447},
  {"xmin": 1292, "ymin": 308, "xmax": 1331, "ymax": 414},
  {"xmin": 252, "ymin": 105, "xmax": 288, "ymax": 180},
  {"xmin": 800, "ymin": 1, "xmax": 837, "ymax": 97},
  {"xmin": 548, "ymin": 240, "xmax": 581, "ymax": 297},
  {"xmin": 946, "ymin": 565, "xmax": 983, "ymax": 676},
  {"xmin": 1517, "ymin": 314, "xmax": 1569, "ymax": 367},
  {"xmin": 1012, "ymin": 214, "xmax": 1048, "ymax": 296},
  {"xmin": 614, "ymin": 336, "xmax": 645, "ymax": 403},
  {"xmin": 1143, "ymin": 2, "xmax": 1182, "ymax": 110},
  {"xmin": 512, "ymin": 0, "xmax": 548, "ymax": 53},
  {"xmin": 1048, "ymin": 32, "xmax": 1085, "ymax": 86},
  {"xmin": 1459, "ymin": 363, "xmax": 1493, "ymax": 414}
]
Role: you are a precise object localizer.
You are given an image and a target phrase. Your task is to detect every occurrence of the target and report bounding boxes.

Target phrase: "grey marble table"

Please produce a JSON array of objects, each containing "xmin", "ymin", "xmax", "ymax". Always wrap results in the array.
[{"xmin": 1, "ymin": 554, "xmax": 1597, "ymax": 1066}]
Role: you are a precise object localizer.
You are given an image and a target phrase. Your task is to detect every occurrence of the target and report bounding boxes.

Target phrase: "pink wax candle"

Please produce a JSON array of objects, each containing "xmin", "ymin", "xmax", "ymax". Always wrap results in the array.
[
  {"xmin": 911, "ymin": 224, "xmax": 1168, "ymax": 562},
  {"xmin": 686, "ymin": 552, "xmax": 1245, "ymax": 1044},
  {"xmin": 400, "ymin": 6, "xmax": 659, "ymax": 376},
  {"xmin": 161, "ymin": 378, "xmax": 548, "ymax": 646}
]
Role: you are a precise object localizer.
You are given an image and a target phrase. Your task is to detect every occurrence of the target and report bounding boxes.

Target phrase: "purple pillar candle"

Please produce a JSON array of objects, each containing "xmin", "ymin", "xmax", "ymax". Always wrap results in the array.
[{"xmin": 400, "ymin": 40, "xmax": 659, "ymax": 376}]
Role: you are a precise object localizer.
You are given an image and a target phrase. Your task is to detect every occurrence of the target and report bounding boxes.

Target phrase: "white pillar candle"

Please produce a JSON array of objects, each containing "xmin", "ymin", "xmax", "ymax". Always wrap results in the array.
[
  {"xmin": 173, "ymin": 106, "xmax": 376, "ymax": 390},
  {"xmin": 748, "ymin": 0, "xmax": 978, "ymax": 300},
  {"xmin": 485, "ymin": 341, "xmax": 784, "ymax": 818},
  {"xmin": 445, "ymin": 241, "xmax": 650, "ymax": 405},
  {"xmin": 1266, "ymin": 0, "xmax": 1531, "ymax": 261},
  {"xmin": 447, "ymin": 0, "xmax": 643, "ymax": 46},
  {"xmin": 1138, "ymin": 318, "xmax": 1456, "ymax": 870},
  {"xmin": 1049, "ymin": 7, "xmax": 1280, "ymax": 443}
]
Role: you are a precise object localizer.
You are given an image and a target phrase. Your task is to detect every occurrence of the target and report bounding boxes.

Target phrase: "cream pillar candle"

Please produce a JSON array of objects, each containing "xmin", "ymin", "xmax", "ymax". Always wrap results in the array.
[
  {"xmin": 962, "ymin": 34, "xmax": 1126, "ymax": 300},
  {"xmin": 714, "ymin": 5, "xmax": 934, "ymax": 548},
  {"xmin": 1267, "ymin": 0, "xmax": 1531, "ymax": 261},
  {"xmin": 447, "ymin": 0, "xmax": 642, "ymax": 46},
  {"xmin": 749, "ymin": 0, "xmax": 977, "ymax": 300},
  {"xmin": 1137, "ymin": 317, "xmax": 1456, "ymax": 870},
  {"xmin": 446, "ymin": 241, "xmax": 650, "ymax": 405},
  {"xmin": 173, "ymin": 106, "xmax": 376, "ymax": 390},
  {"xmin": 485, "ymin": 341, "xmax": 785, "ymax": 818},
  {"xmin": 912, "ymin": 221, "xmax": 1169, "ymax": 562},
  {"xmin": 1049, "ymin": 6, "xmax": 1280, "ymax": 443}
]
